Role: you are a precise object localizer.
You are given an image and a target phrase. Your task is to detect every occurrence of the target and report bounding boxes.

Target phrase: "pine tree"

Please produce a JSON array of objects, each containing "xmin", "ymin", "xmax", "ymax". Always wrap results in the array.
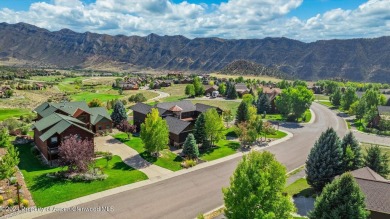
[
  {"xmin": 194, "ymin": 113, "xmax": 207, "ymax": 146},
  {"xmin": 0, "ymin": 128, "xmax": 10, "ymax": 148},
  {"xmin": 341, "ymin": 132, "xmax": 363, "ymax": 171},
  {"xmin": 223, "ymin": 151, "xmax": 294, "ymax": 219},
  {"xmin": 226, "ymin": 83, "xmax": 238, "ymax": 99},
  {"xmin": 256, "ymin": 93, "xmax": 271, "ymax": 114},
  {"xmin": 110, "ymin": 100, "xmax": 128, "ymax": 125},
  {"xmin": 236, "ymin": 101, "xmax": 249, "ymax": 124},
  {"xmin": 309, "ymin": 173, "xmax": 369, "ymax": 219},
  {"xmin": 364, "ymin": 145, "xmax": 390, "ymax": 178},
  {"xmin": 306, "ymin": 127, "xmax": 343, "ymax": 191},
  {"xmin": 0, "ymin": 144, "xmax": 20, "ymax": 181},
  {"xmin": 182, "ymin": 134, "xmax": 199, "ymax": 159}
]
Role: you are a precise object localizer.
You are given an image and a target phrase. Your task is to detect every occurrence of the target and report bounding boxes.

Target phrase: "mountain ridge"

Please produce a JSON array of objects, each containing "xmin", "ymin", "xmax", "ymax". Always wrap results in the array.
[{"xmin": 1, "ymin": 22, "xmax": 390, "ymax": 82}]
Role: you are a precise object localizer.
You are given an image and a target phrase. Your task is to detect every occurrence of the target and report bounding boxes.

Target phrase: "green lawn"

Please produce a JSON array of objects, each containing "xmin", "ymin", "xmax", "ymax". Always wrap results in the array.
[
  {"xmin": 265, "ymin": 130, "xmax": 288, "ymax": 139},
  {"xmin": 199, "ymin": 139, "xmax": 241, "ymax": 161},
  {"xmin": 17, "ymin": 144, "xmax": 148, "ymax": 207},
  {"xmin": 314, "ymin": 94, "xmax": 329, "ymax": 101},
  {"xmin": 317, "ymin": 101, "xmax": 333, "ymax": 107},
  {"xmin": 190, "ymin": 100, "xmax": 240, "ymax": 115},
  {"xmin": 264, "ymin": 109, "xmax": 311, "ymax": 123},
  {"xmin": 31, "ymin": 76, "xmax": 64, "ymax": 82},
  {"xmin": 70, "ymin": 92, "xmax": 122, "ymax": 102},
  {"xmin": 159, "ymin": 84, "xmax": 187, "ymax": 102},
  {"xmin": 113, "ymin": 133, "xmax": 183, "ymax": 171},
  {"xmin": 284, "ymin": 178, "xmax": 315, "ymax": 198},
  {"xmin": 0, "ymin": 108, "xmax": 31, "ymax": 121},
  {"xmin": 361, "ymin": 143, "xmax": 390, "ymax": 159}
]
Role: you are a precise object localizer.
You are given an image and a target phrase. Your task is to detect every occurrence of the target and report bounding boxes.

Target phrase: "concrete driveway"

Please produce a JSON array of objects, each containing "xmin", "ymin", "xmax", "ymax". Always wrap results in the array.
[{"xmin": 95, "ymin": 136, "xmax": 172, "ymax": 179}]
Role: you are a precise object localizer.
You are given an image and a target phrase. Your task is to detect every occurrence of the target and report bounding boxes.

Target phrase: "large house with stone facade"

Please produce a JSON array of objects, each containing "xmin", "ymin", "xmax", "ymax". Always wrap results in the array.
[
  {"xmin": 32, "ymin": 101, "xmax": 113, "ymax": 162},
  {"xmin": 132, "ymin": 100, "xmax": 222, "ymax": 146}
]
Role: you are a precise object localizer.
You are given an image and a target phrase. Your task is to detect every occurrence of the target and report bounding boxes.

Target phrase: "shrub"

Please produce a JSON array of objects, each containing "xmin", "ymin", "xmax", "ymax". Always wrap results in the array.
[
  {"xmin": 7, "ymin": 199, "xmax": 14, "ymax": 207},
  {"xmin": 31, "ymin": 146, "xmax": 40, "ymax": 156},
  {"xmin": 21, "ymin": 199, "xmax": 29, "ymax": 208},
  {"xmin": 9, "ymin": 177, "xmax": 17, "ymax": 185},
  {"xmin": 0, "ymin": 195, "xmax": 3, "ymax": 204},
  {"xmin": 181, "ymin": 159, "xmax": 197, "ymax": 168}
]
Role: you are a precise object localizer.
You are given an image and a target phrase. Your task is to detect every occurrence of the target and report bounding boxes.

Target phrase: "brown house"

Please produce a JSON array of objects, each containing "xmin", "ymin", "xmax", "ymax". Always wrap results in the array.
[
  {"xmin": 204, "ymin": 85, "xmax": 218, "ymax": 96},
  {"xmin": 132, "ymin": 100, "xmax": 222, "ymax": 146},
  {"xmin": 32, "ymin": 101, "xmax": 113, "ymax": 162},
  {"xmin": 262, "ymin": 86, "xmax": 282, "ymax": 113},
  {"xmin": 235, "ymin": 83, "xmax": 250, "ymax": 96},
  {"xmin": 351, "ymin": 167, "xmax": 390, "ymax": 219},
  {"xmin": 369, "ymin": 106, "xmax": 390, "ymax": 128}
]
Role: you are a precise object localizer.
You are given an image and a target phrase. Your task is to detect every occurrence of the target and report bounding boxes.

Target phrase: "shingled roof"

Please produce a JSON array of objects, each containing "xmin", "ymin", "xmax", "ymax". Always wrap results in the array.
[
  {"xmin": 156, "ymin": 100, "xmax": 196, "ymax": 113},
  {"xmin": 165, "ymin": 116, "xmax": 191, "ymax": 135},
  {"xmin": 351, "ymin": 167, "xmax": 390, "ymax": 215}
]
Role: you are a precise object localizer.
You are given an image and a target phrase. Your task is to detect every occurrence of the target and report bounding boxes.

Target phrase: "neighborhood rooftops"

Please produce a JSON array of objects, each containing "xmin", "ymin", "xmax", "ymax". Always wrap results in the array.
[
  {"xmin": 31, "ymin": 113, "xmax": 94, "ymax": 142},
  {"xmin": 132, "ymin": 101, "xmax": 222, "ymax": 116},
  {"xmin": 350, "ymin": 167, "xmax": 390, "ymax": 215},
  {"xmin": 165, "ymin": 116, "xmax": 191, "ymax": 135}
]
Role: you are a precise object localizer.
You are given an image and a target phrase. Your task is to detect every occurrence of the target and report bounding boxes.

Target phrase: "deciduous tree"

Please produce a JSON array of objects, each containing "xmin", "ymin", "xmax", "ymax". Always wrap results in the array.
[
  {"xmin": 309, "ymin": 173, "xmax": 369, "ymax": 219},
  {"xmin": 204, "ymin": 108, "xmax": 225, "ymax": 146},
  {"xmin": 88, "ymin": 98, "xmax": 103, "ymax": 107},
  {"xmin": 117, "ymin": 120, "xmax": 136, "ymax": 139},
  {"xmin": 223, "ymin": 151, "xmax": 294, "ymax": 219},
  {"xmin": 58, "ymin": 135, "xmax": 94, "ymax": 173},
  {"xmin": 222, "ymin": 110, "xmax": 233, "ymax": 127},
  {"xmin": 330, "ymin": 88, "xmax": 341, "ymax": 106},
  {"xmin": 140, "ymin": 108, "xmax": 169, "ymax": 156},
  {"xmin": 341, "ymin": 87, "xmax": 357, "ymax": 110},
  {"xmin": 185, "ymin": 84, "xmax": 195, "ymax": 97},
  {"xmin": 275, "ymin": 86, "xmax": 314, "ymax": 121}
]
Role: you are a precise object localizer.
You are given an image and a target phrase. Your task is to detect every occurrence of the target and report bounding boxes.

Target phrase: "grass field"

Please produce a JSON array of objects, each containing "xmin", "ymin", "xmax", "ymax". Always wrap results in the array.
[
  {"xmin": 210, "ymin": 73, "xmax": 284, "ymax": 82},
  {"xmin": 113, "ymin": 133, "xmax": 183, "ymax": 171},
  {"xmin": 190, "ymin": 100, "xmax": 240, "ymax": 115},
  {"xmin": 284, "ymin": 178, "xmax": 315, "ymax": 198},
  {"xmin": 70, "ymin": 92, "xmax": 122, "ymax": 102},
  {"xmin": 264, "ymin": 109, "xmax": 312, "ymax": 123},
  {"xmin": 31, "ymin": 76, "xmax": 64, "ymax": 82},
  {"xmin": 265, "ymin": 130, "xmax": 288, "ymax": 139},
  {"xmin": 17, "ymin": 144, "xmax": 148, "ymax": 207},
  {"xmin": 0, "ymin": 108, "xmax": 32, "ymax": 121},
  {"xmin": 314, "ymin": 94, "xmax": 329, "ymax": 101},
  {"xmin": 57, "ymin": 77, "xmax": 85, "ymax": 92},
  {"xmin": 159, "ymin": 84, "xmax": 187, "ymax": 102}
]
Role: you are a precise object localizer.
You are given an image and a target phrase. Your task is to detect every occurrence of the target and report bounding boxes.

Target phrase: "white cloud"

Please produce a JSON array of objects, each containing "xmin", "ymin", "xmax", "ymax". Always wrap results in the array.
[{"xmin": 0, "ymin": 0, "xmax": 389, "ymax": 42}]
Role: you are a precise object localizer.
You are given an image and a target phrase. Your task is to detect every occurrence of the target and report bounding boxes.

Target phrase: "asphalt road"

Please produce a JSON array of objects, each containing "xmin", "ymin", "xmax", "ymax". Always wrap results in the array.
[{"xmin": 38, "ymin": 102, "xmax": 348, "ymax": 219}]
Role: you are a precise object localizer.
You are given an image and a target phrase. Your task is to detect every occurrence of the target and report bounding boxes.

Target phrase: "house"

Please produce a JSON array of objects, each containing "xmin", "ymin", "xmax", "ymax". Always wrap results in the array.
[
  {"xmin": 350, "ymin": 167, "xmax": 390, "ymax": 219},
  {"xmin": 32, "ymin": 101, "xmax": 113, "ymax": 162},
  {"xmin": 308, "ymin": 85, "xmax": 322, "ymax": 94},
  {"xmin": 261, "ymin": 86, "xmax": 282, "ymax": 112},
  {"xmin": 119, "ymin": 81, "xmax": 139, "ymax": 90},
  {"xmin": 132, "ymin": 100, "xmax": 222, "ymax": 146},
  {"xmin": 235, "ymin": 83, "xmax": 250, "ymax": 96},
  {"xmin": 161, "ymin": 80, "xmax": 172, "ymax": 87},
  {"xmin": 204, "ymin": 85, "xmax": 218, "ymax": 96},
  {"xmin": 369, "ymin": 106, "xmax": 390, "ymax": 128},
  {"xmin": 180, "ymin": 78, "xmax": 193, "ymax": 84}
]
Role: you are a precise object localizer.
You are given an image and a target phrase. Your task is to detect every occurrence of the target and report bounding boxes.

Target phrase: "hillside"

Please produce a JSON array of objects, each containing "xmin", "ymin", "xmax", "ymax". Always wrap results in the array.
[{"xmin": 1, "ymin": 22, "xmax": 390, "ymax": 82}]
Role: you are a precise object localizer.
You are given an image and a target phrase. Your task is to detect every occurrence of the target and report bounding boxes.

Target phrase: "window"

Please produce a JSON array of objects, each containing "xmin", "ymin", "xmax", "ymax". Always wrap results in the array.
[
  {"xmin": 51, "ymin": 136, "xmax": 58, "ymax": 143},
  {"xmin": 106, "ymin": 125, "xmax": 110, "ymax": 129},
  {"xmin": 98, "ymin": 126, "xmax": 102, "ymax": 130}
]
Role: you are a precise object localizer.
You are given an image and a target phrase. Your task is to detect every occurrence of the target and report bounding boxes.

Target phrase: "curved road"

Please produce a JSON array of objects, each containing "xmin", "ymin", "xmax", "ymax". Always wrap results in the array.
[{"xmin": 36, "ymin": 102, "xmax": 349, "ymax": 219}]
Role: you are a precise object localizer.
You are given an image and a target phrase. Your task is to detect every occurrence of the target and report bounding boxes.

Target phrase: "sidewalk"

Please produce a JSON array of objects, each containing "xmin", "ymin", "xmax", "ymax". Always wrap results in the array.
[{"xmin": 95, "ymin": 136, "xmax": 173, "ymax": 179}]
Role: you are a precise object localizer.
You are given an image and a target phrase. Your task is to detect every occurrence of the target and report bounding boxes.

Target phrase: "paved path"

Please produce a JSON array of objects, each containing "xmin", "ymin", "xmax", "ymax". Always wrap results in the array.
[
  {"xmin": 32, "ymin": 102, "xmax": 348, "ymax": 219},
  {"xmin": 95, "ymin": 136, "xmax": 172, "ymax": 179}
]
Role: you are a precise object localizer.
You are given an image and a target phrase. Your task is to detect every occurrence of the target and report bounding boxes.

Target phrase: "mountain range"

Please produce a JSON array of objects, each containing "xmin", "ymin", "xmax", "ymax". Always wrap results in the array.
[{"xmin": 1, "ymin": 22, "xmax": 390, "ymax": 82}]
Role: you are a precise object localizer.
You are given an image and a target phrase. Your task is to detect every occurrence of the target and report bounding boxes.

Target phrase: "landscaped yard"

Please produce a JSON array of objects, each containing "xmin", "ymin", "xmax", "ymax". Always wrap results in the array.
[
  {"xmin": 199, "ymin": 139, "xmax": 241, "ymax": 161},
  {"xmin": 0, "ymin": 108, "xmax": 32, "ymax": 121},
  {"xmin": 317, "ymin": 100, "xmax": 333, "ymax": 108},
  {"xmin": 265, "ymin": 130, "xmax": 288, "ymax": 139},
  {"xmin": 264, "ymin": 109, "xmax": 312, "ymax": 123},
  {"xmin": 314, "ymin": 94, "xmax": 329, "ymax": 101},
  {"xmin": 190, "ymin": 100, "xmax": 240, "ymax": 115},
  {"xmin": 17, "ymin": 143, "xmax": 148, "ymax": 207},
  {"xmin": 361, "ymin": 143, "xmax": 390, "ymax": 159},
  {"xmin": 284, "ymin": 178, "xmax": 315, "ymax": 198},
  {"xmin": 31, "ymin": 76, "xmax": 64, "ymax": 82},
  {"xmin": 113, "ymin": 133, "xmax": 183, "ymax": 171}
]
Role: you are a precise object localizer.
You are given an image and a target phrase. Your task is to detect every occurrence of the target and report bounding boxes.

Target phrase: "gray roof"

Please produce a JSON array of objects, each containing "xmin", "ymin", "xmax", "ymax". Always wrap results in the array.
[
  {"xmin": 355, "ymin": 178, "xmax": 390, "ymax": 214},
  {"xmin": 350, "ymin": 167, "xmax": 388, "ymax": 182},
  {"xmin": 131, "ymin": 103, "xmax": 153, "ymax": 114},
  {"xmin": 165, "ymin": 116, "xmax": 191, "ymax": 135},
  {"xmin": 156, "ymin": 100, "xmax": 196, "ymax": 113},
  {"xmin": 378, "ymin": 106, "xmax": 390, "ymax": 115},
  {"xmin": 235, "ymin": 83, "xmax": 249, "ymax": 92},
  {"xmin": 195, "ymin": 103, "xmax": 218, "ymax": 113}
]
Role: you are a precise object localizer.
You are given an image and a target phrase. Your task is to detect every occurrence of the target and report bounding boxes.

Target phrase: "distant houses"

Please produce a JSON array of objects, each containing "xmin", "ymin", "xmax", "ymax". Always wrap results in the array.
[
  {"xmin": 261, "ymin": 86, "xmax": 282, "ymax": 112},
  {"xmin": 32, "ymin": 101, "xmax": 113, "ymax": 163},
  {"xmin": 235, "ymin": 83, "xmax": 250, "ymax": 96},
  {"xmin": 369, "ymin": 106, "xmax": 390, "ymax": 128},
  {"xmin": 132, "ymin": 100, "xmax": 222, "ymax": 146}
]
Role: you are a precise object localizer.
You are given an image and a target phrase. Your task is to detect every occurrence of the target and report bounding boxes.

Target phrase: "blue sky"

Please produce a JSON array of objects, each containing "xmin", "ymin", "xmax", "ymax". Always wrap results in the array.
[{"xmin": 0, "ymin": 0, "xmax": 388, "ymax": 41}]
